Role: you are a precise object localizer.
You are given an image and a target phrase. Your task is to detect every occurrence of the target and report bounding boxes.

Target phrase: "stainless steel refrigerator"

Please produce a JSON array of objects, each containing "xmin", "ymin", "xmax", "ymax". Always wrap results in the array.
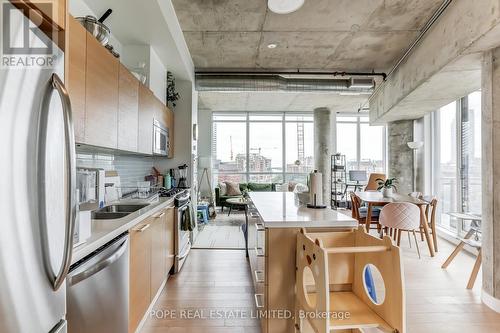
[{"xmin": 0, "ymin": 2, "xmax": 76, "ymax": 332}]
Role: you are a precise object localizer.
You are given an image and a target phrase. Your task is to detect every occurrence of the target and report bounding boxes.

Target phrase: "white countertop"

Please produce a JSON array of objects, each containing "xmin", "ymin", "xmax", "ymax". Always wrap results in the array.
[
  {"xmin": 249, "ymin": 192, "xmax": 358, "ymax": 228},
  {"xmin": 71, "ymin": 197, "xmax": 175, "ymax": 264}
]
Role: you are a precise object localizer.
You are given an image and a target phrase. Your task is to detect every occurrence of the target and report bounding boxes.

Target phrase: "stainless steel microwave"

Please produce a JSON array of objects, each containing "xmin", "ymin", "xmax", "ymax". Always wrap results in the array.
[{"xmin": 153, "ymin": 119, "xmax": 169, "ymax": 156}]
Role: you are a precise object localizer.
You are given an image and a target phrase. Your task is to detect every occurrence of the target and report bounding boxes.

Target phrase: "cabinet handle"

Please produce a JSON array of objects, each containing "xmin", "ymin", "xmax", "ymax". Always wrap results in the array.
[
  {"xmin": 255, "ymin": 247, "xmax": 265, "ymax": 257},
  {"xmin": 154, "ymin": 212, "xmax": 165, "ymax": 219},
  {"xmin": 254, "ymin": 270, "xmax": 264, "ymax": 284},
  {"xmin": 135, "ymin": 224, "xmax": 150, "ymax": 232},
  {"xmin": 254, "ymin": 294, "xmax": 264, "ymax": 309}
]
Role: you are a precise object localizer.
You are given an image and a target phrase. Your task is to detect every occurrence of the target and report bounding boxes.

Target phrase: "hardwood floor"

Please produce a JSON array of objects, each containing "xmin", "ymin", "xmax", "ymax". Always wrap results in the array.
[
  {"xmin": 142, "ymin": 236, "xmax": 500, "ymax": 333},
  {"xmin": 141, "ymin": 249, "xmax": 260, "ymax": 333}
]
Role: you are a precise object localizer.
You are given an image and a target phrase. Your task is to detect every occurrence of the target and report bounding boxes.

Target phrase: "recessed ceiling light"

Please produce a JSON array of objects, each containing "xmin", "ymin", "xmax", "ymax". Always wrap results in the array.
[
  {"xmin": 268, "ymin": 0, "xmax": 304, "ymax": 14},
  {"xmin": 267, "ymin": 43, "xmax": 278, "ymax": 49}
]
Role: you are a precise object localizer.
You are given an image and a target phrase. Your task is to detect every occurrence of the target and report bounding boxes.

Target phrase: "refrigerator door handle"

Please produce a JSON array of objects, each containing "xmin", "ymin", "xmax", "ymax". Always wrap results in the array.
[{"xmin": 38, "ymin": 73, "xmax": 77, "ymax": 291}]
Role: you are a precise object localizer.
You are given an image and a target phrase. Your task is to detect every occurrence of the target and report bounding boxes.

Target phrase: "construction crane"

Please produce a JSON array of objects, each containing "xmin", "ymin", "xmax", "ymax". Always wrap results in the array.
[
  {"xmin": 230, "ymin": 135, "xmax": 233, "ymax": 160},
  {"xmin": 297, "ymin": 121, "xmax": 304, "ymax": 163}
]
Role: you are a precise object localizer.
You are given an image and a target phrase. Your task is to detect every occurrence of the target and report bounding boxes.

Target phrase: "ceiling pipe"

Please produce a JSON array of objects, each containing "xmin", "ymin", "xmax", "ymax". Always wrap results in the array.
[
  {"xmin": 196, "ymin": 69, "xmax": 387, "ymax": 80},
  {"xmin": 195, "ymin": 73, "xmax": 375, "ymax": 93}
]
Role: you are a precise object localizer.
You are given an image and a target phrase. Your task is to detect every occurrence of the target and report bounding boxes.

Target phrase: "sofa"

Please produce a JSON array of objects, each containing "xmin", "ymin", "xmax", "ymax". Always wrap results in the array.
[{"xmin": 215, "ymin": 182, "xmax": 278, "ymax": 211}]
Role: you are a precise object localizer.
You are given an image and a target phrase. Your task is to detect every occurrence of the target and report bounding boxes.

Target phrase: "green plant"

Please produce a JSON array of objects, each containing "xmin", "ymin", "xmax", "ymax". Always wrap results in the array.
[
  {"xmin": 376, "ymin": 178, "xmax": 398, "ymax": 191},
  {"xmin": 166, "ymin": 71, "xmax": 180, "ymax": 107}
]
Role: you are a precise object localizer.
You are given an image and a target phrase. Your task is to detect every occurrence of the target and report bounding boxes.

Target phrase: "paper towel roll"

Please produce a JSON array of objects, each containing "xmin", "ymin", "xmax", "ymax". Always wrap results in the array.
[{"xmin": 309, "ymin": 170, "xmax": 323, "ymax": 206}]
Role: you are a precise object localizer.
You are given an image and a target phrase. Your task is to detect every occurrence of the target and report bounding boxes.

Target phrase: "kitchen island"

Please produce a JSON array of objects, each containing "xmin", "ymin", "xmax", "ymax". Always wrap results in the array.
[{"xmin": 247, "ymin": 192, "xmax": 358, "ymax": 333}]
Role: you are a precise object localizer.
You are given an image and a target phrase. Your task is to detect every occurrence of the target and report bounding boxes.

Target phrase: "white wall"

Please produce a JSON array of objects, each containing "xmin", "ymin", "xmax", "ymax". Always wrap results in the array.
[
  {"xmin": 197, "ymin": 110, "xmax": 213, "ymax": 197},
  {"xmin": 154, "ymin": 80, "xmax": 197, "ymax": 189},
  {"xmin": 149, "ymin": 48, "xmax": 167, "ymax": 104}
]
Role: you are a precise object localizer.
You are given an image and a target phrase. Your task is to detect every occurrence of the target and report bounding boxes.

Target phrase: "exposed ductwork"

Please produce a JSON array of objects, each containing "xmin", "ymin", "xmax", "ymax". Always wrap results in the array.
[{"xmin": 195, "ymin": 73, "xmax": 376, "ymax": 94}]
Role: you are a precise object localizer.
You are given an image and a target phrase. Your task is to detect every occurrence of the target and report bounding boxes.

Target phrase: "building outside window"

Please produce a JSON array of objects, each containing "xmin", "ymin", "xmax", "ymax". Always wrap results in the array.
[
  {"xmin": 432, "ymin": 91, "xmax": 482, "ymax": 237},
  {"xmin": 212, "ymin": 112, "xmax": 314, "ymax": 186},
  {"xmin": 336, "ymin": 115, "xmax": 386, "ymax": 174}
]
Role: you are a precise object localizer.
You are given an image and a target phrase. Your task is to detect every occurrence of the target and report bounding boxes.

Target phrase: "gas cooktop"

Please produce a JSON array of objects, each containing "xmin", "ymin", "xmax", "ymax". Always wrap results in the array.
[{"xmin": 158, "ymin": 187, "xmax": 190, "ymax": 198}]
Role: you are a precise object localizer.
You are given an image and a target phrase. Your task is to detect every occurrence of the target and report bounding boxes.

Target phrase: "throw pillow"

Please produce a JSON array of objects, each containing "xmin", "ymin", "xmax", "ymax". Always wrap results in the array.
[
  {"xmin": 225, "ymin": 181, "xmax": 242, "ymax": 196},
  {"xmin": 219, "ymin": 183, "xmax": 227, "ymax": 196},
  {"xmin": 275, "ymin": 183, "xmax": 288, "ymax": 192}
]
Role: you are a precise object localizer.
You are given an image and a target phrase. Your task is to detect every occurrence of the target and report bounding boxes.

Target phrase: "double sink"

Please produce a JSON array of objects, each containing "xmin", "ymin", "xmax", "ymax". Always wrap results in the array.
[{"xmin": 91, "ymin": 204, "xmax": 149, "ymax": 220}]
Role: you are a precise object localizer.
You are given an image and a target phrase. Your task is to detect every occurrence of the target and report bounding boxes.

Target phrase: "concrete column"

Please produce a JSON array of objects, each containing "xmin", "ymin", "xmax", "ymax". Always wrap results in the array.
[
  {"xmin": 387, "ymin": 120, "xmax": 413, "ymax": 195},
  {"xmin": 481, "ymin": 49, "xmax": 500, "ymax": 312},
  {"xmin": 313, "ymin": 107, "xmax": 333, "ymax": 206}
]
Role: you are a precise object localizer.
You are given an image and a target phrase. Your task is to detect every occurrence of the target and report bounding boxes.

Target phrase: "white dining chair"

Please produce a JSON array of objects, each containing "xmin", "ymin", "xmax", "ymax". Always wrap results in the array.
[{"xmin": 379, "ymin": 202, "xmax": 422, "ymax": 258}]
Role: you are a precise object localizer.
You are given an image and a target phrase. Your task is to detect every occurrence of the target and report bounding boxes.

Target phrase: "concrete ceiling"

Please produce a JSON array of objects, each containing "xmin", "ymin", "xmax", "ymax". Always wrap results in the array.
[
  {"xmin": 198, "ymin": 91, "xmax": 368, "ymax": 113},
  {"xmin": 371, "ymin": 53, "xmax": 482, "ymax": 123},
  {"xmin": 172, "ymin": 0, "xmax": 444, "ymax": 72}
]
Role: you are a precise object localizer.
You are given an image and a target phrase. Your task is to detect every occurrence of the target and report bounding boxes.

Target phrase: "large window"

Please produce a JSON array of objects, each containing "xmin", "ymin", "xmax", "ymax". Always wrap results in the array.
[
  {"xmin": 213, "ymin": 112, "xmax": 314, "ymax": 185},
  {"xmin": 336, "ymin": 116, "xmax": 386, "ymax": 173},
  {"xmin": 432, "ymin": 91, "xmax": 482, "ymax": 236}
]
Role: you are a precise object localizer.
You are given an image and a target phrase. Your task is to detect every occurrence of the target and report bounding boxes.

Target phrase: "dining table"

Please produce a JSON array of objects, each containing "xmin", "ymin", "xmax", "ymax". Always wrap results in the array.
[{"xmin": 355, "ymin": 191, "xmax": 435, "ymax": 257}]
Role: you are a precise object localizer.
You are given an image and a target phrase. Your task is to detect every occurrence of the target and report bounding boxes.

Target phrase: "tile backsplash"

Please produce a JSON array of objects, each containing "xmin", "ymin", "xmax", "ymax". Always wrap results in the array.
[{"xmin": 76, "ymin": 147, "xmax": 154, "ymax": 189}]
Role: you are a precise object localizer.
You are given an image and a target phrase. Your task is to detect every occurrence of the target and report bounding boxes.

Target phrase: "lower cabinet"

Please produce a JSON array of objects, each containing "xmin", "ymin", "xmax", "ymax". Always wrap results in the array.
[
  {"xmin": 129, "ymin": 206, "xmax": 175, "ymax": 333},
  {"xmin": 247, "ymin": 209, "xmax": 268, "ymax": 333},
  {"xmin": 129, "ymin": 218, "xmax": 152, "ymax": 333}
]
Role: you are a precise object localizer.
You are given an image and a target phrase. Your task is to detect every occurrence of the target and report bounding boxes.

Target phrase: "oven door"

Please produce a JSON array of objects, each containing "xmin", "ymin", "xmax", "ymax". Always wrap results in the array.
[
  {"xmin": 153, "ymin": 121, "xmax": 169, "ymax": 156},
  {"xmin": 174, "ymin": 204, "xmax": 191, "ymax": 273}
]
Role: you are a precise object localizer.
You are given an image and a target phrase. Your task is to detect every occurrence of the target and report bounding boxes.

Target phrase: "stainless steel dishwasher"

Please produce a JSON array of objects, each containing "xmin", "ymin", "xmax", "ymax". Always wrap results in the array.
[{"xmin": 67, "ymin": 232, "xmax": 129, "ymax": 333}]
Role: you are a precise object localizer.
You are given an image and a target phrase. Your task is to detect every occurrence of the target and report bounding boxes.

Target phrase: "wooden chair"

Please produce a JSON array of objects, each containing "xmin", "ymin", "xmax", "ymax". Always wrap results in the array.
[
  {"xmin": 379, "ymin": 202, "xmax": 422, "ymax": 258},
  {"xmin": 421, "ymin": 196, "xmax": 438, "ymax": 252},
  {"xmin": 350, "ymin": 191, "xmax": 381, "ymax": 231},
  {"xmin": 408, "ymin": 192, "xmax": 422, "ymax": 199},
  {"xmin": 442, "ymin": 223, "xmax": 482, "ymax": 289},
  {"xmin": 365, "ymin": 173, "xmax": 386, "ymax": 191},
  {"xmin": 295, "ymin": 227, "xmax": 405, "ymax": 333}
]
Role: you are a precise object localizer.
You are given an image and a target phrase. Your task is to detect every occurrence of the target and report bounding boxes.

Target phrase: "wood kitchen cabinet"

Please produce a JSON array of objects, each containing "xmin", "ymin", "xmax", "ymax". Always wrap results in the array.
[
  {"xmin": 118, "ymin": 64, "xmax": 139, "ymax": 151},
  {"xmin": 150, "ymin": 209, "xmax": 167, "ymax": 300},
  {"xmin": 129, "ymin": 205, "xmax": 175, "ymax": 333},
  {"xmin": 65, "ymin": 17, "xmax": 175, "ymax": 155},
  {"xmin": 28, "ymin": 0, "xmax": 66, "ymax": 30},
  {"xmin": 137, "ymin": 85, "xmax": 155, "ymax": 154},
  {"xmin": 12, "ymin": 0, "xmax": 66, "ymax": 34},
  {"xmin": 66, "ymin": 15, "xmax": 86, "ymax": 143},
  {"xmin": 129, "ymin": 218, "xmax": 152, "ymax": 333},
  {"xmin": 85, "ymin": 31, "xmax": 119, "ymax": 149}
]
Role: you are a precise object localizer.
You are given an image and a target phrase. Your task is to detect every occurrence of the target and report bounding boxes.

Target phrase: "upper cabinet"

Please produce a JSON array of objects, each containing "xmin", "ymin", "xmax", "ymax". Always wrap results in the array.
[
  {"xmin": 66, "ymin": 16, "xmax": 86, "ymax": 143},
  {"xmin": 118, "ymin": 64, "xmax": 139, "ymax": 152},
  {"xmin": 138, "ymin": 85, "xmax": 155, "ymax": 155},
  {"xmin": 28, "ymin": 0, "xmax": 66, "ymax": 30},
  {"xmin": 85, "ymin": 32, "xmax": 119, "ymax": 149},
  {"xmin": 67, "ymin": 18, "xmax": 174, "ymax": 157}
]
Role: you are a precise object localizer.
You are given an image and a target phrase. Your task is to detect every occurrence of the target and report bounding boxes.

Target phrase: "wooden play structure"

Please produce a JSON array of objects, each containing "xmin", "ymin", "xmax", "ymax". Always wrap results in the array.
[{"xmin": 295, "ymin": 227, "xmax": 405, "ymax": 333}]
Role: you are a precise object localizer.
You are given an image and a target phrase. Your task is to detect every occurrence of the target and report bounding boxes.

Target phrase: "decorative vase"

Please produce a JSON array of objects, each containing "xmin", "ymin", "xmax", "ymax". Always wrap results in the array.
[{"xmin": 382, "ymin": 187, "xmax": 393, "ymax": 197}]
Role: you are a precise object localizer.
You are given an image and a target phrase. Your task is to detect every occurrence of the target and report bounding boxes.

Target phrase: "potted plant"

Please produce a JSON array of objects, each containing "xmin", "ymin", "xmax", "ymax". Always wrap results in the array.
[
  {"xmin": 376, "ymin": 178, "xmax": 398, "ymax": 197},
  {"xmin": 166, "ymin": 71, "xmax": 180, "ymax": 108}
]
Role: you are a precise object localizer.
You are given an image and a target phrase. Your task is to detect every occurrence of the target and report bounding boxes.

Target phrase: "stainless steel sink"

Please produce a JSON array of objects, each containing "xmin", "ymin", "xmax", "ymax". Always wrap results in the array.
[
  {"xmin": 91, "ymin": 204, "xmax": 148, "ymax": 220},
  {"xmin": 96, "ymin": 204, "xmax": 148, "ymax": 213}
]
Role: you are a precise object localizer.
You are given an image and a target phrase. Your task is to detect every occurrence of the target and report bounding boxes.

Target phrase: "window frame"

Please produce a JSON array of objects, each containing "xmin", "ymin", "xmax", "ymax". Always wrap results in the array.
[
  {"xmin": 336, "ymin": 114, "xmax": 387, "ymax": 172},
  {"xmin": 431, "ymin": 91, "xmax": 482, "ymax": 238},
  {"xmin": 212, "ymin": 111, "xmax": 315, "ymax": 184}
]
